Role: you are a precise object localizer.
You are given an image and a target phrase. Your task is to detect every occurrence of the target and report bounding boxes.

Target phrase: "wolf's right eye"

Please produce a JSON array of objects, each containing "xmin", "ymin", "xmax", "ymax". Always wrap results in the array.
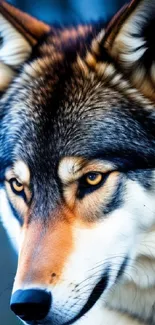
[
  {"xmin": 85, "ymin": 172, "xmax": 103, "ymax": 186},
  {"xmin": 9, "ymin": 178, "xmax": 24, "ymax": 195}
]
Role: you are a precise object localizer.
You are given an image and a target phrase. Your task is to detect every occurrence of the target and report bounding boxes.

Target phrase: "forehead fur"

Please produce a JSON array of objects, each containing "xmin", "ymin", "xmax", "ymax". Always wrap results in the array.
[{"xmin": 1, "ymin": 23, "xmax": 155, "ymax": 174}]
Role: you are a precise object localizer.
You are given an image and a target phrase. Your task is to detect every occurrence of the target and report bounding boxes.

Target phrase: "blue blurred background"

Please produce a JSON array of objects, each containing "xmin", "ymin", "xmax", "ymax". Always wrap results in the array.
[
  {"xmin": 0, "ymin": 0, "xmax": 127, "ymax": 324},
  {"xmin": 9, "ymin": 0, "xmax": 127, "ymax": 24}
]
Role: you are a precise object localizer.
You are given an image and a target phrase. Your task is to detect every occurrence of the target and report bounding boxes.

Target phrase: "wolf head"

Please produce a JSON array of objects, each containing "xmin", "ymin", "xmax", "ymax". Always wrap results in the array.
[{"xmin": 0, "ymin": 0, "xmax": 155, "ymax": 324}]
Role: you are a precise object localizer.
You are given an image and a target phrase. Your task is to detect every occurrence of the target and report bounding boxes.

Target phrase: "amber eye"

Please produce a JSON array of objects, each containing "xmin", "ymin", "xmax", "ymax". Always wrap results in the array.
[
  {"xmin": 9, "ymin": 178, "xmax": 24, "ymax": 195},
  {"xmin": 85, "ymin": 172, "xmax": 103, "ymax": 186}
]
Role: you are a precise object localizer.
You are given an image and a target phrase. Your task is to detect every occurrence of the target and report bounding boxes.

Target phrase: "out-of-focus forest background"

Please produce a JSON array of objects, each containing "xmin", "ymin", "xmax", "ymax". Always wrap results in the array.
[{"xmin": 0, "ymin": 0, "xmax": 127, "ymax": 324}]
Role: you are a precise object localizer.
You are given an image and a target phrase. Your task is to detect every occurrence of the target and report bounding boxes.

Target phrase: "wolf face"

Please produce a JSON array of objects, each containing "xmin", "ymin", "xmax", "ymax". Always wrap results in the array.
[{"xmin": 1, "ymin": 1, "xmax": 155, "ymax": 324}]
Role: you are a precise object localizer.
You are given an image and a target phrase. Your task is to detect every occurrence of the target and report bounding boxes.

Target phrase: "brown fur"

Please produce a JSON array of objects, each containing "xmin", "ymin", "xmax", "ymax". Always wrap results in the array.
[{"xmin": 1, "ymin": 1, "xmax": 155, "ymax": 325}]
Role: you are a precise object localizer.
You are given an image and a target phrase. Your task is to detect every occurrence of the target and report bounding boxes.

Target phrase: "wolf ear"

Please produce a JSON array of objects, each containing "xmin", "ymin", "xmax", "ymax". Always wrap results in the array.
[
  {"xmin": 0, "ymin": 1, "xmax": 50, "ymax": 91},
  {"xmin": 103, "ymin": 0, "xmax": 155, "ymax": 101}
]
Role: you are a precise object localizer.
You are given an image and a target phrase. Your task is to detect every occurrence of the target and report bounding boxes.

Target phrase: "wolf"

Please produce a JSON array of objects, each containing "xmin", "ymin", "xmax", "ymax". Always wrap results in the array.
[{"xmin": 0, "ymin": 0, "xmax": 155, "ymax": 324}]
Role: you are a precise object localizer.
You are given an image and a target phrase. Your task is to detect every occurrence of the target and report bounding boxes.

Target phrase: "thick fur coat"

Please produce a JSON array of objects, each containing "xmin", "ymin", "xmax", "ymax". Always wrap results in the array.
[{"xmin": 0, "ymin": 0, "xmax": 155, "ymax": 324}]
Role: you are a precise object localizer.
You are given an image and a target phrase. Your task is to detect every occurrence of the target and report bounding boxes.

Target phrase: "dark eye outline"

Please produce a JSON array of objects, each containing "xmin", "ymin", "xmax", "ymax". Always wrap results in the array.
[
  {"xmin": 81, "ymin": 172, "xmax": 103, "ymax": 187},
  {"xmin": 77, "ymin": 172, "xmax": 110, "ymax": 199},
  {"xmin": 9, "ymin": 178, "xmax": 26, "ymax": 200}
]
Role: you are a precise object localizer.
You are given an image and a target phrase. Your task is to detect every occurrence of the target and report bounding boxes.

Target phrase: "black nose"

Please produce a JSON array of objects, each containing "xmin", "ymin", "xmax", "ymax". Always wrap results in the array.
[{"xmin": 10, "ymin": 289, "xmax": 51, "ymax": 321}]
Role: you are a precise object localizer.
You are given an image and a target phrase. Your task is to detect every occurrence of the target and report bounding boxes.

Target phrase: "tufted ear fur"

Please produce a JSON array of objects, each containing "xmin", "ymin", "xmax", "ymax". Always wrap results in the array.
[
  {"xmin": 0, "ymin": 0, "xmax": 50, "ymax": 91},
  {"xmin": 103, "ymin": 0, "xmax": 155, "ymax": 101}
]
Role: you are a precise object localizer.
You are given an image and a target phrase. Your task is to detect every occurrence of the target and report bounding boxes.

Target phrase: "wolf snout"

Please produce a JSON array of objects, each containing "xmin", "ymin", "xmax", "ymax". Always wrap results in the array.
[{"xmin": 10, "ymin": 288, "xmax": 51, "ymax": 322}]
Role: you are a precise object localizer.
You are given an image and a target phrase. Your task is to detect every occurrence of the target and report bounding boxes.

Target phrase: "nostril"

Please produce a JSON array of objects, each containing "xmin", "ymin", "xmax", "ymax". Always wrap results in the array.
[{"xmin": 10, "ymin": 289, "xmax": 51, "ymax": 321}]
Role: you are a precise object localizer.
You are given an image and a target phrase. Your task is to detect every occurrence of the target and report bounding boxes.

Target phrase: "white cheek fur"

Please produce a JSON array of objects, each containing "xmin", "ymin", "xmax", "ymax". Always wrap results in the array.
[
  {"xmin": 0, "ymin": 188, "xmax": 20, "ymax": 251},
  {"xmin": 50, "ymin": 179, "xmax": 155, "ymax": 319}
]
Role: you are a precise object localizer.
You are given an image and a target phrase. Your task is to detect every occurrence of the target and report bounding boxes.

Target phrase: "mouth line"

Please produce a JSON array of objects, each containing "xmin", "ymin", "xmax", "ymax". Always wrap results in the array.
[
  {"xmin": 64, "ymin": 267, "xmax": 110, "ymax": 325},
  {"xmin": 63, "ymin": 257, "xmax": 129, "ymax": 325},
  {"xmin": 26, "ymin": 258, "xmax": 129, "ymax": 325},
  {"xmin": 32, "ymin": 269, "xmax": 109, "ymax": 325}
]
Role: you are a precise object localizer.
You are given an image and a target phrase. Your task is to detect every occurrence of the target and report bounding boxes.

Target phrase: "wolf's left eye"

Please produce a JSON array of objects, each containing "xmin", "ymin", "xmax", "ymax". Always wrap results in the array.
[
  {"xmin": 80, "ymin": 172, "xmax": 104, "ymax": 188},
  {"xmin": 78, "ymin": 172, "xmax": 106, "ymax": 198},
  {"xmin": 85, "ymin": 172, "xmax": 103, "ymax": 186},
  {"xmin": 9, "ymin": 178, "xmax": 24, "ymax": 195}
]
